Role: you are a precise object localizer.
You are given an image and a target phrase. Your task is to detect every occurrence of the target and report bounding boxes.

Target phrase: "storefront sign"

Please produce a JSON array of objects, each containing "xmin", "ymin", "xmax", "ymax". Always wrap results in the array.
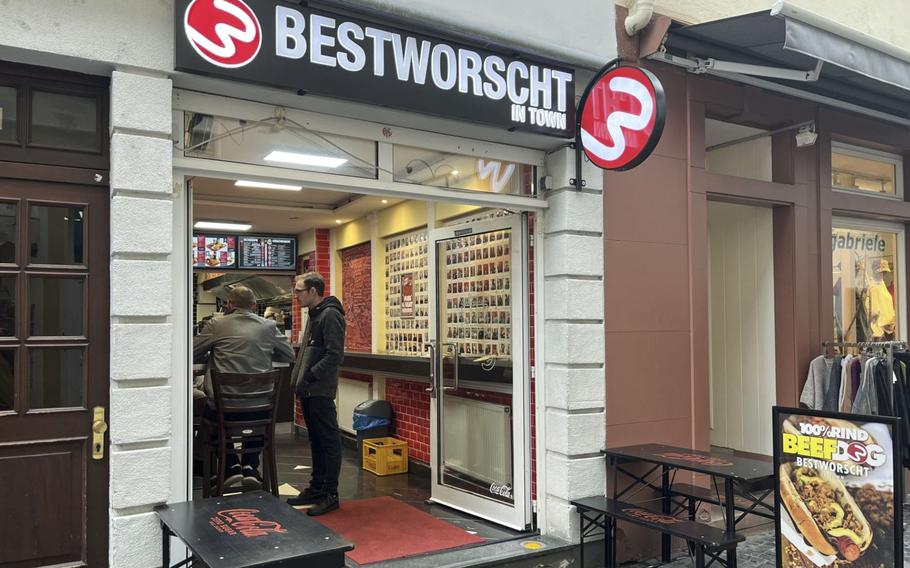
[
  {"xmin": 832, "ymin": 231, "xmax": 887, "ymax": 252},
  {"xmin": 577, "ymin": 64, "xmax": 665, "ymax": 171},
  {"xmin": 176, "ymin": 0, "xmax": 576, "ymax": 137},
  {"xmin": 773, "ymin": 407, "xmax": 903, "ymax": 568}
]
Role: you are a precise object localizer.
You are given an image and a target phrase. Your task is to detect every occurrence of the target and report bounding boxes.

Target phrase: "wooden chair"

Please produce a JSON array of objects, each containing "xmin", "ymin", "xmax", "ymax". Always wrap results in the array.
[{"xmin": 198, "ymin": 369, "xmax": 282, "ymax": 498}]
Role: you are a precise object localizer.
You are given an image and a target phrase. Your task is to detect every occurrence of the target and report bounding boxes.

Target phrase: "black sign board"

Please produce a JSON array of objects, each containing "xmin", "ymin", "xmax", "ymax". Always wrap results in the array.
[
  {"xmin": 176, "ymin": 0, "xmax": 575, "ymax": 137},
  {"xmin": 773, "ymin": 407, "xmax": 903, "ymax": 568},
  {"xmin": 239, "ymin": 235, "xmax": 297, "ymax": 270}
]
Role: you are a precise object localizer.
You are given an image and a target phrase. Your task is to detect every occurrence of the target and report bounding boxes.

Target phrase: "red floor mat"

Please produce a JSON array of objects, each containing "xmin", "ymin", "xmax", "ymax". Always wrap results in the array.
[{"xmin": 310, "ymin": 496, "xmax": 485, "ymax": 564}]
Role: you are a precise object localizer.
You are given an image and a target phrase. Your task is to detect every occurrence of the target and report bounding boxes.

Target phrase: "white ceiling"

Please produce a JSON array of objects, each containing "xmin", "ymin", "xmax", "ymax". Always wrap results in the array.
[{"xmin": 191, "ymin": 177, "xmax": 403, "ymax": 235}]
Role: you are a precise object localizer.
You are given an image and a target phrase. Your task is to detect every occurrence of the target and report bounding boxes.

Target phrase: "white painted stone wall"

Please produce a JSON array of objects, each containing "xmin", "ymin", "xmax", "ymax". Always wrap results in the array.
[
  {"xmin": 541, "ymin": 149, "xmax": 607, "ymax": 541},
  {"xmin": 108, "ymin": 70, "xmax": 175, "ymax": 568}
]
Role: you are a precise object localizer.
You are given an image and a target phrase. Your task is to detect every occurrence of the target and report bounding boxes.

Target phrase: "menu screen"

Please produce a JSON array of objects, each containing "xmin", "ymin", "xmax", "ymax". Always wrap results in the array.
[
  {"xmin": 193, "ymin": 234, "xmax": 237, "ymax": 269},
  {"xmin": 239, "ymin": 236, "xmax": 297, "ymax": 270}
]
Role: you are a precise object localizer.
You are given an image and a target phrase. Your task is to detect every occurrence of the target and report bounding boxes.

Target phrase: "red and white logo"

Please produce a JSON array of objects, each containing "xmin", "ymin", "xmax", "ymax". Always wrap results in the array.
[
  {"xmin": 184, "ymin": 0, "xmax": 262, "ymax": 69},
  {"xmin": 579, "ymin": 66, "xmax": 665, "ymax": 171}
]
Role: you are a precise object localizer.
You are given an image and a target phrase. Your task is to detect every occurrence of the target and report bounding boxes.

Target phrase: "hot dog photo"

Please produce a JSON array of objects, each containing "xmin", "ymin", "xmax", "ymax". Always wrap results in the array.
[{"xmin": 774, "ymin": 408, "xmax": 901, "ymax": 568}]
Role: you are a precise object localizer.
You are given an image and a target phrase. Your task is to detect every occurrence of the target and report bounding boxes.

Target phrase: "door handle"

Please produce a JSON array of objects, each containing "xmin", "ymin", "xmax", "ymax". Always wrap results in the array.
[
  {"xmin": 443, "ymin": 343, "xmax": 459, "ymax": 391},
  {"xmin": 425, "ymin": 341, "xmax": 438, "ymax": 395},
  {"xmin": 91, "ymin": 406, "xmax": 107, "ymax": 460}
]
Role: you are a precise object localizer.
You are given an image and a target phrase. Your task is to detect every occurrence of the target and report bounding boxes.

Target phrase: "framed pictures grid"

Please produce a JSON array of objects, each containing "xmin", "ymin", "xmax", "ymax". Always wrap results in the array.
[
  {"xmin": 441, "ymin": 229, "xmax": 512, "ymax": 360},
  {"xmin": 384, "ymin": 231, "xmax": 429, "ymax": 356}
]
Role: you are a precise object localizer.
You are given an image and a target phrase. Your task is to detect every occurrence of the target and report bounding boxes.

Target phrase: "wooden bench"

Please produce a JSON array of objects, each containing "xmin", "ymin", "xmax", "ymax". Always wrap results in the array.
[
  {"xmin": 670, "ymin": 482, "xmax": 775, "ymax": 521},
  {"xmin": 572, "ymin": 496, "xmax": 743, "ymax": 568}
]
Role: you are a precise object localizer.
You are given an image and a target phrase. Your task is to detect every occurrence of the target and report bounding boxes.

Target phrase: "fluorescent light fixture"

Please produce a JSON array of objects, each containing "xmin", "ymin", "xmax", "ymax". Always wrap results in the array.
[
  {"xmin": 264, "ymin": 151, "xmax": 347, "ymax": 168},
  {"xmin": 335, "ymin": 219, "xmax": 343, "ymax": 224},
  {"xmin": 234, "ymin": 180, "xmax": 302, "ymax": 191},
  {"xmin": 381, "ymin": 199, "xmax": 389, "ymax": 204},
  {"xmin": 194, "ymin": 221, "xmax": 252, "ymax": 231}
]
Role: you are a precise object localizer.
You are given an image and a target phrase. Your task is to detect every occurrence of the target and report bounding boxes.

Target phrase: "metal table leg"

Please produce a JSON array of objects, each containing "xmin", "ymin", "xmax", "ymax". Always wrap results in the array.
[
  {"xmin": 724, "ymin": 478, "xmax": 737, "ymax": 568},
  {"xmin": 661, "ymin": 465, "xmax": 671, "ymax": 562},
  {"xmin": 161, "ymin": 522, "xmax": 170, "ymax": 568}
]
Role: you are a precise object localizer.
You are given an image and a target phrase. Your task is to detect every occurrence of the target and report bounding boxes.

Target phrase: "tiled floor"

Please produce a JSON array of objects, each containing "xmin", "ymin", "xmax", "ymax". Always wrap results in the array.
[{"xmin": 193, "ymin": 430, "xmax": 523, "ymax": 543}]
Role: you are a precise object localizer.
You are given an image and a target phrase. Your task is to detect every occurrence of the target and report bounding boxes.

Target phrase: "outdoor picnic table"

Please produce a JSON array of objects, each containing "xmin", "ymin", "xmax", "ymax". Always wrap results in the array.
[
  {"xmin": 156, "ymin": 491, "xmax": 352, "ymax": 568},
  {"xmin": 600, "ymin": 444, "xmax": 774, "ymax": 568}
]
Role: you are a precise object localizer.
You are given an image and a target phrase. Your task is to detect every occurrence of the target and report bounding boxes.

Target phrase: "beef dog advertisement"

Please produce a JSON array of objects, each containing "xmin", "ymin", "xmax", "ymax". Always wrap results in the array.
[{"xmin": 773, "ymin": 407, "xmax": 902, "ymax": 568}]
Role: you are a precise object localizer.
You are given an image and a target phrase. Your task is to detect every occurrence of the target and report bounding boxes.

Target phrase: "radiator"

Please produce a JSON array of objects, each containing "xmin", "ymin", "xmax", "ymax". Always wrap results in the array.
[
  {"xmin": 443, "ymin": 396, "xmax": 512, "ymax": 485},
  {"xmin": 336, "ymin": 378, "xmax": 373, "ymax": 434}
]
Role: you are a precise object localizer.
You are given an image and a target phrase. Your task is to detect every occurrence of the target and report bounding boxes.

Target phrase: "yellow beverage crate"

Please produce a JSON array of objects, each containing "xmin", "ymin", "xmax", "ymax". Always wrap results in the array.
[{"xmin": 362, "ymin": 437, "xmax": 409, "ymax": 476}]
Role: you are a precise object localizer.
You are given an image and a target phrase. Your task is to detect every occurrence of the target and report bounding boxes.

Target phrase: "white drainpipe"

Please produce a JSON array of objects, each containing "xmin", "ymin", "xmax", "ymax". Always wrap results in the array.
[{"xmin": 625, "ymin": 0, "xmax": 655, "ymax": 36}]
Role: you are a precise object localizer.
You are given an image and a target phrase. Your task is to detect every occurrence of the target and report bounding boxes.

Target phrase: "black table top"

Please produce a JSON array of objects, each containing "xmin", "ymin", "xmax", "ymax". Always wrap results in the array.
[
  {"xmin": 602, "ymin": 444, "xmax": 773, "ymax": 482},
  {"xmin": 156, "ymin": 492, "xmax": 353, "ymax": 568}
]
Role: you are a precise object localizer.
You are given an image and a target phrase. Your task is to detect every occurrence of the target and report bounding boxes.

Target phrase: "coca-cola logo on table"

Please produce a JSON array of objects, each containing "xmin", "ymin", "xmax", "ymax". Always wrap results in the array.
[
  {"xmin": 622, "ymin": 508, "xmax": 681, "ymax": 525},
  {"xmin": 184, "ymin": 0, "xmax": 262, "ymax": 68},
  {"xmin": 209, "ymin": 508, "xmax": 288, "ymax": 538},
  {"xmin": 655, "ymin": 452, "xmax": 733, "ymax": 468}
]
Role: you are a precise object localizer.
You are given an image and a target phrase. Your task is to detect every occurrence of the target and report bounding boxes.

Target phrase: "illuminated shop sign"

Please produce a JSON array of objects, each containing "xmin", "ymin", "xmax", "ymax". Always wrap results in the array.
[{"xmin": 176, "ymin": 0, "xmax": 576, "ymax": 137}]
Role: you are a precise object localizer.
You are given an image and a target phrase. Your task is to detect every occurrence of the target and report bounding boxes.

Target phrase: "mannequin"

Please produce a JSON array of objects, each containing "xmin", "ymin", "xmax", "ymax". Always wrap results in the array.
[{"xmin": 867, "ymin": 258, "xmax": 896, "ymax": 340}]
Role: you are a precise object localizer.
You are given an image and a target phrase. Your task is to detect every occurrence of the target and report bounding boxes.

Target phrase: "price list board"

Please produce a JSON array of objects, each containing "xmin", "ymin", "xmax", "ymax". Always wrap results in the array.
[{"xmin": 239, "ymin": 236, "xmax": 297, "ymax": 270}]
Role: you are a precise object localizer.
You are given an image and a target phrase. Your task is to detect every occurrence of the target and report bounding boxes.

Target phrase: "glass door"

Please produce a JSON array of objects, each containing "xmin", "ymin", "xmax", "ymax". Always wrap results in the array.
[{"xmin": 427, "ymin": 214, "xmax": 530, "ymax": 530}]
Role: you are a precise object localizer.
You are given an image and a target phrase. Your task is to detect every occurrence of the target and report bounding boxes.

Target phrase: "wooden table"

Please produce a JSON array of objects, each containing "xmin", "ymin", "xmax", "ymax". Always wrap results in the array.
[
  {"xmin": 156, "ymin": 491, "xmax": 352, "ymax": 568},
  {"xmin": 602, "ymin": 444, "xmax": 774, "ymax": 568}
]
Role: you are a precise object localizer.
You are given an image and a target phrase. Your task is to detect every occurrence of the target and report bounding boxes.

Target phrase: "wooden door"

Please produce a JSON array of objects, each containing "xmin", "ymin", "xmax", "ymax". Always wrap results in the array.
[{"xmin": 0, "ymin": 172, "xmax": 109, "ymax": 567}]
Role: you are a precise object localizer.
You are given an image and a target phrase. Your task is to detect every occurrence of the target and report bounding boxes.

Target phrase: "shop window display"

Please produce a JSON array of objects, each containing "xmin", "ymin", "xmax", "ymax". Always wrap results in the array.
[{"xmin": 832, "ymin": 226, "xmax": 900, "ymax": 342}]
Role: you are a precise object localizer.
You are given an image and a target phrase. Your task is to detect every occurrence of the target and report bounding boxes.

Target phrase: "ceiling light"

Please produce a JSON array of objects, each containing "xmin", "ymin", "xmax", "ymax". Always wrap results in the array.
[
  {"xmin": 234, "ymin": 180, "xmax": 303, "ymax": 191},
  {"xmin": 264, "ymin": 151, "xmax": 347, "ymax": 168},
  {"xmin": 335, "ymin": 219, "xmax": 343, "ymax": 224},
  {"xmin": 381, "ymin": 199, "xmax": 389, "ymax": 204},
  {"xmin": 450, "ymin": 170, "xmax": 460, "ymax": 176},
  {"xmin": 194, "ymin": 221, "xmax": 252, "ymax": 232}
]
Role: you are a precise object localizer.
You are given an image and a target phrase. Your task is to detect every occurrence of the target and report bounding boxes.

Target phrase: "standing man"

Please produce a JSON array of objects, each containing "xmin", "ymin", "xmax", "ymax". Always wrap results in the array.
[
  {"xmin": 193, "ymin": 286, "xmax": 295, "ymax": 487},
  {"xmin": 287, "ymin": 272, "xmax": 346, "ymax": 516}
]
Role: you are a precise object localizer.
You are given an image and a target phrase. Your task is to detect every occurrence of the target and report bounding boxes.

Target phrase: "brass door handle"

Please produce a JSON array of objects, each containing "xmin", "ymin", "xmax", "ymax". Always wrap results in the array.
[{"xmin": 92, "ymin": 407, "xmax": 107, "ymax": 460}]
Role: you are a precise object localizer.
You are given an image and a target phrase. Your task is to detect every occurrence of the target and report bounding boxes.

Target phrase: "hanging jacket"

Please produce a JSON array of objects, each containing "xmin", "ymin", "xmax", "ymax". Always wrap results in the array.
[
  {"xmin": 822, "ymin": 356, "xmax": 843, "ymax": 411},
  {"xmin": 800, "ymin": 356, "xmax": 834, "ymax": 410},
  {"xmin": 873, "ymin": 359, "xmax": 894, "ymax": 417},
  {"xmin": 838, "ymin": 354, "xmax": 854, "ymax": 412},
  {"xmin": 852, "ymin": 357, "xmax": 879, "ymax": 415}
]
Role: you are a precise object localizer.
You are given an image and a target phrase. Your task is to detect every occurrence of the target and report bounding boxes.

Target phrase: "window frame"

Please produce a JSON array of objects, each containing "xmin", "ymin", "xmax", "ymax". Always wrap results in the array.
[
  {"xmin": 832, "ymin": 216, "xmax": 908, "ymax": 343},
  {"xmin": 831, "ymin": 141, "xmax": 904, "ymax": 200}
]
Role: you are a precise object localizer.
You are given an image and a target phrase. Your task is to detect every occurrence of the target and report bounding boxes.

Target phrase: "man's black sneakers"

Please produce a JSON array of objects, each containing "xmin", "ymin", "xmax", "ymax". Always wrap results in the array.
[
  {"xmin": 306, "ymin": 494, "xmax": 339, "ymax": 516},
  {"xmin": 241, "ymin": 466, "xmax": 262, "ymax": 489},
  {"xmin": 287, "ymin": 487, "xmax": 323, "ymax": 507}
]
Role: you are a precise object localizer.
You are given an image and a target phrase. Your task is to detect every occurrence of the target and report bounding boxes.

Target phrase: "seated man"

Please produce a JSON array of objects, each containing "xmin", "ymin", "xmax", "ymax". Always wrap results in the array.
[{"xmin": 193, "ymin": 286, "xmax": 295, "ymax": 488}]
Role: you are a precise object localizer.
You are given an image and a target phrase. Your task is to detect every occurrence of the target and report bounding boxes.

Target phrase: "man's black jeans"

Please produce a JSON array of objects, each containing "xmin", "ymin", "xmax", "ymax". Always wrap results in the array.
[{"xmin": 301, "ymin": 396, "xmax": 342, "ymax": 496}]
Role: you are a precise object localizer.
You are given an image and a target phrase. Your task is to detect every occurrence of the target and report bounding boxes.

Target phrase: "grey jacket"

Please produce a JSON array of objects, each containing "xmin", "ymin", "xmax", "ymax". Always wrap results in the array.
[
  {"xmin": 292, "ymin": 296, "xmax": 346, "ymax": 399},
  {"xmin": 193, "ymin": 309, "xmax": 295, "ymax": 405}
]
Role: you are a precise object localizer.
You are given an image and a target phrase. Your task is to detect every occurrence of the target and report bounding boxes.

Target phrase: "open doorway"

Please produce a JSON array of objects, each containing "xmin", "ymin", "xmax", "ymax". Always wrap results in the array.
[
  {"xmin": 188, "ymin": 175, "xmax": 536, "ymax": 564},
  {"xmin": 707, "ymin": 201, "xmax": 777, "ymax": 456}
]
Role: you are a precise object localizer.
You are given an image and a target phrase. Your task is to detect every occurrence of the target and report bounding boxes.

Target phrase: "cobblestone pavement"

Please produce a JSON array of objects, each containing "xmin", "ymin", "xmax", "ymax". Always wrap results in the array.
[{"xmin": 625, "ymin": 529, "xmax": 910, "ymax": 567}]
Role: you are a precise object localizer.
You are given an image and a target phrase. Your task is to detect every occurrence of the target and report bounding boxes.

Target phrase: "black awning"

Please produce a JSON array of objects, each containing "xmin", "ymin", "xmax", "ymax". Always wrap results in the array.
[{"xmin": 662, "ymin": 3, "xmax": 910, "ymax": 120}]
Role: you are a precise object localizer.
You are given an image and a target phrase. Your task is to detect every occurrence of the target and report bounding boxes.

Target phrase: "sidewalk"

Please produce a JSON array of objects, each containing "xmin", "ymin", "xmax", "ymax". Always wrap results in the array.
[{"xmin": 626, "ymin": 529, "xmax": 910, "ymax": 567}]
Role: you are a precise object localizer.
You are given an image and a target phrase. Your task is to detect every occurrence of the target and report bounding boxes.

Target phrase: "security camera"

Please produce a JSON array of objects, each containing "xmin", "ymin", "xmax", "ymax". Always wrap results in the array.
[{"xmin": 795, "ymin": 124, "xmax": 817, "ymax": 148}]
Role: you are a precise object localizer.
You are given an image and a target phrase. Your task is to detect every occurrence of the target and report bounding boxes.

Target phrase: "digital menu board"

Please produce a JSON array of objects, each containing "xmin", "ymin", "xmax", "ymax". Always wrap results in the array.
[
  {"xmin": 239, "ymin": 236, "xmax": 297, "ymax": 271},
  {"xmin": 193, "ymin": 234, "xmax": 237, "ymax": 269}
]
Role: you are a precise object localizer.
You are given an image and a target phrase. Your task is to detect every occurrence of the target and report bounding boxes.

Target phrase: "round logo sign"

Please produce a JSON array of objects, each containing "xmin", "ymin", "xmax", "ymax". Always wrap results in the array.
[
  {"xmin": 184, "ymin": 0, "xmax": 262, "ymax": 69},
  {"xmin": 579, "ymin": 65, "xmax": 666, "ymax": 171}
]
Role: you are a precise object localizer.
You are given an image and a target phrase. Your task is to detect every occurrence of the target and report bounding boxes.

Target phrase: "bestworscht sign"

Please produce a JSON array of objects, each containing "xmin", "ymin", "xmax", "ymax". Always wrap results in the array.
[{"xmin": 176, "ymin": 0, "xmax": 576, "ymax": 137}]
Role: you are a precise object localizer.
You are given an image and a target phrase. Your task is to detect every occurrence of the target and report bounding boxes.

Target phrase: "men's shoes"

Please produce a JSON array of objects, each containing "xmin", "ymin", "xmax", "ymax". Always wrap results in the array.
[
  {"xmin": 306, "ymin": 494, "xmax": 339, "ymax": 516},
  {"xmin": 222, "ymin": 465, "xmax": 243, "ymax": 488},
  {"xmin": 242, "ymin": 466, "xmax": 262, "ymax": 489},
  {"xmin": 287, "ymin": 487, "xmax": 323, "ymax": 507}
]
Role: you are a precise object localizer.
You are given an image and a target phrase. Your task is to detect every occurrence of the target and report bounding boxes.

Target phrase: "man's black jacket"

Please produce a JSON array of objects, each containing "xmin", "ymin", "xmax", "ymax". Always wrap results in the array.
[{"xmin": 292, "ymin": 296, "xmax": 346, "ymax": 399}]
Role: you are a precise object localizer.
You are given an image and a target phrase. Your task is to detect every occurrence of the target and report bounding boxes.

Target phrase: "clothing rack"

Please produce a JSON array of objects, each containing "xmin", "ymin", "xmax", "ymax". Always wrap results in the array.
[{"xmin": 821, "ymin": 340, "xmax": 908, "ymax": 415}]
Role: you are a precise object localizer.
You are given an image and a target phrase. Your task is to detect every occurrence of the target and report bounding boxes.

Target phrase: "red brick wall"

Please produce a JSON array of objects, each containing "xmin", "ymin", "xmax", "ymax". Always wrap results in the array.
[
  {"xmin": 386, "ymin": 379, "xmax": 431, "ymax": 463},
  {"xmin": 340, "ymin": 242, "xmax": 372, "ymax": 352}
]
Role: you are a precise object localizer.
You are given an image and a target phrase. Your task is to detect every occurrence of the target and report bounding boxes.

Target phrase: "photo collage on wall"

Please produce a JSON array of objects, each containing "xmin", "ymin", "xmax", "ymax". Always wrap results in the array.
[
  {"xmin": 442, "ymin": 229, "xmax": 512, "ymax": 360},
  {"xmin": 384, "ymin": 231, "xmax": 429, "ymax": 356}
]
